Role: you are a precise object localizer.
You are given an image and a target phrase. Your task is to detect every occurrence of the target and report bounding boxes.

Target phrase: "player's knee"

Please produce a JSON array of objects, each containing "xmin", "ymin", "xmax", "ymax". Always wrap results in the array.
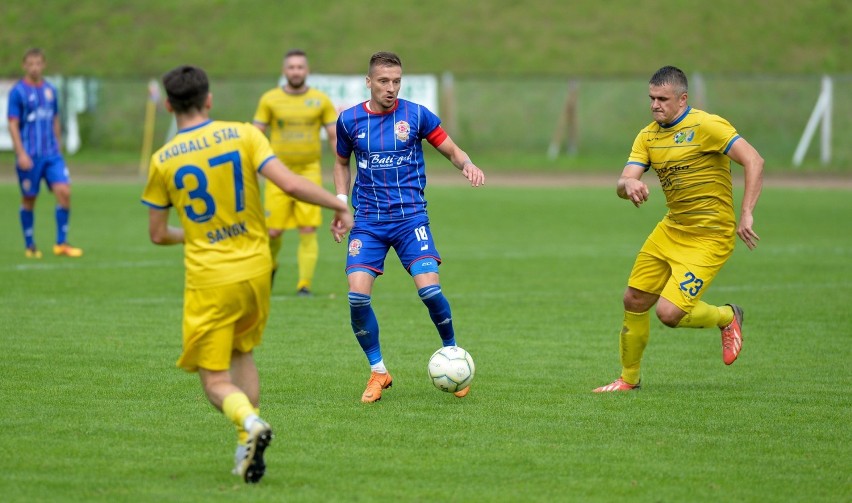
[
  {"xmin": 623, "ymin": 287, "xmax": 656, "ymax": 313},
  {"xmin": 655, "ymin": 306, "xmax": 683, "ymax": 327}
]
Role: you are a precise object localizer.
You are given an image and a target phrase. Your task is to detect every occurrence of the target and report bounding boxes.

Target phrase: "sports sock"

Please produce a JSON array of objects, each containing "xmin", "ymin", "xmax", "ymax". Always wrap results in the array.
[
  {"xmin": 55, "ymin": 205, "xmax": 70, "ymax": 245},
  {"xmin": 236, "ymin": 407, "xmax": 260, "ymax": 445},
  {"xmin": 222, "ymin": 392, "xmax": 256, "ymax": 430},
  {"xmin": 676, "ymin": 301, "xmax": 731, "ymax": 328},
  {"xmin": 370, "ymin": 360, "xmax": 388, "ymax": 374},
  {"xmin": 297, "ymin": 232, "xmax": 318, "ymax": 290},
  {"xmin": 269, "ymin": 234, "xmax": 283, "ymax": 270},
  {"xmin": 418, "ymin": 285, "xmax": 456, "ymax": 346},
  {"xmin": 20, "ymin": 207, "xmax": 35, "ymax": 249},
  {"xmin": 620, "ymin": 310, "xmax": 650, "ymax": 385},
  {"xmin": 349, "ymin": 292, "xmax": 382, "ymax": 364}
]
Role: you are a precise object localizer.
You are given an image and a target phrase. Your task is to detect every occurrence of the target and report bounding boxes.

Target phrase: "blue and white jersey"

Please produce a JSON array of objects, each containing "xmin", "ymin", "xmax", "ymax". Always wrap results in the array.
[
  {"xmin": 6, "ymin": 79, "xmax": 61, "ymax": 158},
  {"xmin": 337, "ymin": 98, "xmax": 445, "ymax": 222}
]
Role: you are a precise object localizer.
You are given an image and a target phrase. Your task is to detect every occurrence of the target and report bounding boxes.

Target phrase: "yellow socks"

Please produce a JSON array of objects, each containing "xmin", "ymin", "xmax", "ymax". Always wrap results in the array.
[
  {"xmin": 269, "ymin": 234, "xmax": 283, "ymax": 270},
  {"xmin": 236, "ymin": 407, "xmax": 260, "ymax": 445},
  {"xmin": 620, "ymin": 310, "xmax": 650, "ymax": 385},
  {"xmin": 222, "ymin": 392, "xmax": 256, "ymax": 430},
  {"xmin": 677, "ymin": 301, "xmax": 734, "ymax": 329},
  {"xmin": 297, "ymin": 232, "xmax": 318, "ymax": 290}
]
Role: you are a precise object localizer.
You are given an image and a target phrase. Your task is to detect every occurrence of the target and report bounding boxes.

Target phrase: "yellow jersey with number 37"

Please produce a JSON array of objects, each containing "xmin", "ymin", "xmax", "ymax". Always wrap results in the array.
[
  {"xmin": 253, "ymin": 87, "xmax": 337, "ymax": 167},
  {"xmin": 142, "ymin": 120, "xmax": 276, "ymax": 289},
  {"xmin": 627, "ymin": 107, "xmax": 741, "ymax": 236}
]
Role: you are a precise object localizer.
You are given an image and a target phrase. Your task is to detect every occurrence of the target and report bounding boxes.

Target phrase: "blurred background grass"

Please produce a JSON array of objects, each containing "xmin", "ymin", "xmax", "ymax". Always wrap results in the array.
[{"xmin": 0, "ymin": 0, "xmax": 849, "ymax": 172}]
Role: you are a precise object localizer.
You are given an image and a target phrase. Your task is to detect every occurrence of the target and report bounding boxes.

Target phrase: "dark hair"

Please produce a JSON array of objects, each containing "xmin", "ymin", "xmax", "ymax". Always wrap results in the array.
[
  {"xmin": 649, "ymin": 66, "xmax": 688, "ymax": 95},
  {"xmin": 368, "ymin": 51, "xmax": 402, "ymax": 75},
  {"xmin": 285, "ymin": 49, "xmax": 307, "ymax": 59},
  {"xmin": 162, "ymin": 65, "xmax": 209, "ymax": 113},
  {"xmin": 23, "ymin": 47, "xmax": 45, "ymax": 61}
]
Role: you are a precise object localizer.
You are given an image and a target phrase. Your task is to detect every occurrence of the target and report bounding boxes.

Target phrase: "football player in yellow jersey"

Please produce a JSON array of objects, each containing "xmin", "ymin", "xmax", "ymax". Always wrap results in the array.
[
  {"xmin": 141, "ymin": 65, "xmax": 352, "ymax": 481},
  {"xmin": 594, "ymin": 66, "xmax": 764, "ymax": 392},
  {"xmin": 253, "ymin": 49, "xmax": 339, "ymax": 296}
]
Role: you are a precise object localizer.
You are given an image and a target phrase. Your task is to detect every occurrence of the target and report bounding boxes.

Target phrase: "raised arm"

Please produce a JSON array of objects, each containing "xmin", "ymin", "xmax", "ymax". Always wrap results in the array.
[{"xmin": 726, "ymin": 138, "xmax": 764, "ymax": 250}]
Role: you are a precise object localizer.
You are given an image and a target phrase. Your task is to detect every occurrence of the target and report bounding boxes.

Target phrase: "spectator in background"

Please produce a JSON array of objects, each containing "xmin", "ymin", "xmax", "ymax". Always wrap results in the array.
[
  {"xmin": 253, "ymin": 49, "xmax": 339, "ymax": 296},
  {"xmin": 8, "ymin": 47, "xmax": 83, "ymax": 258}
]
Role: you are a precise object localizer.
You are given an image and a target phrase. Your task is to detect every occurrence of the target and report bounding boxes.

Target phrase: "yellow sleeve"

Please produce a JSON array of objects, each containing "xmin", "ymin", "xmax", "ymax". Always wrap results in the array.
[
  {"xmin": 701, "ymin": 115, "xmax": 739, "ymax": 154},
  {"xmin": 320, "ymin": 93, "xmax": 338, "ymax": 125},
  {"xmin": 627, "ymin": 129, "xmax": 650, "ymax": 168},
  {"xmin": 141, "ymin": 160, "xmax": 171, "ymax": 208},
  {"xmin": 253, "ymin": 92, "xmax": 272, "ymax": 126},
  {"xmin": 245, "ymin": 124, "xmax": 277, "ymax": 171}
]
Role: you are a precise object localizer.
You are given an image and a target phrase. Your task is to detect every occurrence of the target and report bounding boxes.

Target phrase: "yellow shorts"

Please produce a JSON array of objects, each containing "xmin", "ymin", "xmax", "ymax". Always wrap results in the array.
[
  {"xmin": 627, "ymin": 222, "xmax": 734, "ymax": 312},
  {"xmin": 177, "ymin": 273, "xmax": 272, "ymax": 372},
  {"xmin": 265, "ymin": 161, "xmax": 322, "ymax": 230}
]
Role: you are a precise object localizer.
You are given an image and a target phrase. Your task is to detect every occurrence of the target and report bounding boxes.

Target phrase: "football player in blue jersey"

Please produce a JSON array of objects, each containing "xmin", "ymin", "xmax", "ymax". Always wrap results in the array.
[
  {"xmin": 7, "ymin": 48, "xmax": 82, "ymax": 258},
  {"xmin": 333, "ymin": 51, "xmax": 486, "ymax": 403}
]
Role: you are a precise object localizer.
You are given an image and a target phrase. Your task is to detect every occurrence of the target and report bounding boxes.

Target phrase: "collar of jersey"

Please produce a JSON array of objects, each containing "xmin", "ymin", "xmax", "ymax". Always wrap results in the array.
[
  {"xmin": 177, "ymin": 119, "xmax": 213, "ymax": 134},
  {"xmin": 659, "ymin": 106, "xmax": 691, "ymax": 129},
  {"xmin": 362, "ymin": 100, "xmax": 399, "ymax": 115}
]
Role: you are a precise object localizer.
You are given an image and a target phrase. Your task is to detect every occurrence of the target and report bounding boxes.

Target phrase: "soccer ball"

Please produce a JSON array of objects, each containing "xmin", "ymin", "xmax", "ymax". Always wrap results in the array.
[{"xmin": 427, "ymin": 346, "xmax": 475, "ymax": 393}]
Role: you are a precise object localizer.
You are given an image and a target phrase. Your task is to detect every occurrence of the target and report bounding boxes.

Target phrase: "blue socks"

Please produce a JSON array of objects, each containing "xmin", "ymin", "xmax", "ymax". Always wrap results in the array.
[
  {"xmin": 349, "ymin": 292, "xmax": 382, "ymax": 364},
  {"xmin": 56, "ymin": 206, "xmax": 70, "ymax": 244},
  {"xmin": 350, "ymin": 286, "xmax": 456, "ymax": 366},
  {"xmin": 418, "ymin": 285, "xmax": 456, "ymax": 347},
  {"xmin": 20, "ymin": 208, "xmax": 35, "ymax": 249}
]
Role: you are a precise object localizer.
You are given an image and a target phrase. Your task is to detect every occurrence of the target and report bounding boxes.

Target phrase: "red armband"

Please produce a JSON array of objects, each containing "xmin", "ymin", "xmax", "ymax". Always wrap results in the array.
[{"xmin": 425, "ymin": 126, "xmax": 448, "ymax": 147}]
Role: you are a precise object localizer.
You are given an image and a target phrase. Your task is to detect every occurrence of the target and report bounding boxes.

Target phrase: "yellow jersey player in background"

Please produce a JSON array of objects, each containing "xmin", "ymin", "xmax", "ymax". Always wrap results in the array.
[
  {"xmin": 254, "ymin": 49, "xmax": 339, "ymax": 296},
  {"xmin": 594, "ymin": 65, "xmax": 764, "ymax": 392},
  {"xmin": 141, "ymin": 65, "xmax": 352, "ymax": 482}
]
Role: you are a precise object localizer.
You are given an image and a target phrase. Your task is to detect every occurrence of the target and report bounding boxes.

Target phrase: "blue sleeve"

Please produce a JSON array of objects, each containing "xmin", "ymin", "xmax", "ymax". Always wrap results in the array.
[
  {"xmin": 50, "ymin": 84, "xmax": 60, "ymax": 115},
  {"xmin": 336, "ymin": 114, "xmax": 353, "ymax": 158},
  {"xmin": 7, "ymin": 85, "xmax": 22, "ymax": 120},
  {"xmin": 418, "ymin": 104, "xmax": 441, "ymax": 138}
]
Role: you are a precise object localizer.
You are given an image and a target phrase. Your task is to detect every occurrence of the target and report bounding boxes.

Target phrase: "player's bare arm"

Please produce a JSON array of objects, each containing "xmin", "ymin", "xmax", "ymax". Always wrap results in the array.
[
  {"xmin": 332, "ymin": 153, "xmax": 352, "ymax": 198},
  {"xmin": 148, "ymin": 207, "xmax": 185, "ymax": 245},
  {"xmin": 7, "ymin": 118, "xmax": 33, "ymax": 170},
  {"xmin": 324, "ymin": 123, "xmax": 338, "ymax": 157},
  {"xmin": 727, "ymin": 137, "xmax": 765, "ymax": 250},
  {"xmin": 435, "ymin": 136, "xmax": 485, "ymax": 187},
  {"xmin": 262, "ymin": 158, "xmax": 353, "ymax": 242},
  {"xmin": 253, "ymin": 121, "xmax": 268, "ymax": 134},
  {"xmin": 617, "ymin": 164, "xmax": 649, "ymax": 208}
]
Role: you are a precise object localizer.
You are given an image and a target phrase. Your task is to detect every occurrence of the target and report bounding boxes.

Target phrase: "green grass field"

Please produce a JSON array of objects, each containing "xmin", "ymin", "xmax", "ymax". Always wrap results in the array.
[{"xmin": 1, "ymin": 181, "xmax": 850, "ymax": 502}]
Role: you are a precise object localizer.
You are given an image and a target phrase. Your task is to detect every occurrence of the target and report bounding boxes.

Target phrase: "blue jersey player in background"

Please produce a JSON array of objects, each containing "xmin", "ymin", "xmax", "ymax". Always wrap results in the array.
[
  {"xmin": 333, "ymin": 51, "xmax": 486, "ymax": 403},
  {"xmin": 7, "ymin": 48, "xmax": 82, "ymax": 258}
]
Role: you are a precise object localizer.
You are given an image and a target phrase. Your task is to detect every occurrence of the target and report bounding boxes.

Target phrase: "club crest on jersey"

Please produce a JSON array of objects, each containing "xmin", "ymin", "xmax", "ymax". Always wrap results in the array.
[
  {"xmin": 349, "ymin": 239, "xmax": 363, "ymax": 257},
  {"xmin": 44, "ymin": 88, "xmax": 53, "ymax": 101},
  {"xmin": 394, "ymin": 121, "xmax": 410, "ymax": 142},
  {"xmin": 674, "ymin": 130, "xmax": 695, "ymax": 144}
]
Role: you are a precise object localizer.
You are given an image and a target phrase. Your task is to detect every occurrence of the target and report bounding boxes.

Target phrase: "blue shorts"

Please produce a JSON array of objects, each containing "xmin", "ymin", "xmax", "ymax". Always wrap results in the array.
[
  {"xmin": 346, "ymin": 214, "xmax": 442, "ymax": 277},
  {"xmin": 17, "ymin": 155, "xmax": 70, "ymax": 197}
]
